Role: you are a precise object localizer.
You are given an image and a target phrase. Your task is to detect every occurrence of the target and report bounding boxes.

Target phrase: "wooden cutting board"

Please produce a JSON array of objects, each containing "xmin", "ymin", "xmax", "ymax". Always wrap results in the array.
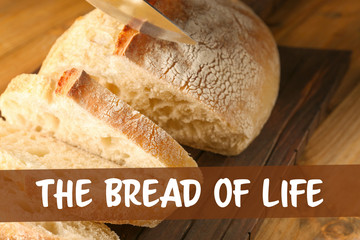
[{"xmin": 107, "ymin": 46, "xmax": 351, "ymax": 240}]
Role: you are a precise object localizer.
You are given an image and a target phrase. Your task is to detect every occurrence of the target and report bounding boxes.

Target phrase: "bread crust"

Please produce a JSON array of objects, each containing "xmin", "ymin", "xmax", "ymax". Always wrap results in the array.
[
  {"xmin": 55, "ymin": 69, "xmax": 197, "ymax": 168},
  {"xmin": 125, "ymin": 0, "xmax": 280, "ymax": 136},
  {"xmin": 114, "ymin": 25, "xmax": 139, "ymax": 56},
  {"xmin": 39, "ymin": 0, "xmax": 280, "ymax": 155}
]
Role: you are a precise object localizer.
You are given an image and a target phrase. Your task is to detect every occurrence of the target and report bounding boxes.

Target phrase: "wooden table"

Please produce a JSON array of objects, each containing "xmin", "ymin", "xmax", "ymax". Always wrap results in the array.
[
  {"xmin": 255, "ymin": 0, "xmax": 360, "ymax": 239},
  {"xmin": 1, "ymin": 0, "xmax": 359, "ymax": 239}
]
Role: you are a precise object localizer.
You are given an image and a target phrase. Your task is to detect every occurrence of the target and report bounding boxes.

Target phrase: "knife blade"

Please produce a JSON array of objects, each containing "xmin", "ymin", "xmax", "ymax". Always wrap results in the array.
[{"xmin": 85, "ymin": 0, "xmax": 196, "ymax": 45}]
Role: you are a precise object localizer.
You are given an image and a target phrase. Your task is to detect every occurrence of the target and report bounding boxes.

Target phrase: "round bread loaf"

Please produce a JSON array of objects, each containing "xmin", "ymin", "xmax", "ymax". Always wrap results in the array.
[{"xmin": 40, "ymin": 0, "xmax": 280, "ymax": 156}]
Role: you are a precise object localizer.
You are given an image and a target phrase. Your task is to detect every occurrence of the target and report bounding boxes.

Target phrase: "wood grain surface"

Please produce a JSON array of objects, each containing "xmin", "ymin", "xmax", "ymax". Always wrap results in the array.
[
  {"xmin": 0, "ymin": 0, "xmax": 92, "ymax": 93},
  {"xmin": 254, "ymin": 0, "xmax": 360, "ymax": 239},
  {"xmin": 0, "ymin": 0, "xmax": 359, "ymax": 239},
  {"xmin": 254, "ymin": 72, "xmax": 360, "ymax": 240}
]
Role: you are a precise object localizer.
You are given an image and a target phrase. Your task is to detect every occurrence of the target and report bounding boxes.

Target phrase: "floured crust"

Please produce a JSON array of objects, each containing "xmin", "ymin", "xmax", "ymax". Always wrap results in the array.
[
  {"xmin": 125, "ymin": 0, "xmax": 280, "ymax": 133},
  {"xmin": 55, "ymin": 69, "xmax": 197, "ymax": 167},
  {"xmin": 39, "ymin": 0, "xmax": 280, "ymax": 155}
]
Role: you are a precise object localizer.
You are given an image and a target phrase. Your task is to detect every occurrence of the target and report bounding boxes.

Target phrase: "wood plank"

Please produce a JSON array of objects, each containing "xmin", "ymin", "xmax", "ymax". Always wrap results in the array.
[
  {"xmin": 253, "ymin": 79, "xmax": 360, "ymax": 240},
  {"xmin": 0, "ymin": 0, "xmax": 37, "ymax": 18},
  {"xmin": 116, "ymin": 48, "xmax": 350, "ymax": 240},
  {"xmin": 0, "ymin": 19, "xmax": 75, "ymax": 93},
  {"xmin": 255, "ymin": 217, "xmax": 360, "ymax": 239},
  {"xmin": 0, "ymin": 0, "xmax": 93, "ymax": 93},
  {"xmin": 0, "ymin": 0, "xmax": 92, "ymax": 56},
  {"xmin": 299, "ymin": 83, "xmax": 360, "ymax": 166},
  {"xmin": 253, "ymin": 0, "xmax": 360, "ymax": 237},
  {"xmin": 266, "ymin": 0, "xmax": 360, "ymax": 110}
]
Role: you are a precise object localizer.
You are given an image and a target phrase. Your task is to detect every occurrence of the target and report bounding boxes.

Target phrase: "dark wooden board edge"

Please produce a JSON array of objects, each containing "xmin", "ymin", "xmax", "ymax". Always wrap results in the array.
[{"xmin": 114, "ymin": 47, "xmax": 351, "ymax": 240}]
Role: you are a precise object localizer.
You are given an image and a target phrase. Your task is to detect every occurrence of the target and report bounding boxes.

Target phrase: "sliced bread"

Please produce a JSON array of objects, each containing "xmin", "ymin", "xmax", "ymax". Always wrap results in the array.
[
  {"xmin": 39, "ymin": 0, "xmax": 280, "ymax": 156},
  {"xmin": 0, "ymin": 73, "xmax": 197, "ymax": 168},
  {"xmin": 0, "ymin": 119, "xmax": 160, "ymax": 229},
  {"xmin": 0, "ymin": 121, "xmax": 122, "ymax": 239},
  {"xmin": 0, "ymin": 120, "xmax": 119, "ymax": 169}
]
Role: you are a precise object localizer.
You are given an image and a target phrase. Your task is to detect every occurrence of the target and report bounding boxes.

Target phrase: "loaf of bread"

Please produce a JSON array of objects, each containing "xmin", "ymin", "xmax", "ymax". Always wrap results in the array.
[
  {"xmin": 0, "ymin": 73, "xmax": 197, "ymax": 168},
  {"xmin": 0, "ymin": 0, "xmax": 279, "ymax": 236},
  {"xmin": 39, "ymin": 0, "xmax": 280, "ymax": 156},
  {"xmin": 0, "ymin": 120, "xmax": 121, "ymax": 239}
]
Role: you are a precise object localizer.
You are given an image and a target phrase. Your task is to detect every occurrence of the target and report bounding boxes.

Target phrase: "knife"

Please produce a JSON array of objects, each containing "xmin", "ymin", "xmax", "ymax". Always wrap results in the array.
[{"xmin": 85, "ymin": 0, "xmax": 196, "ymax": 45}]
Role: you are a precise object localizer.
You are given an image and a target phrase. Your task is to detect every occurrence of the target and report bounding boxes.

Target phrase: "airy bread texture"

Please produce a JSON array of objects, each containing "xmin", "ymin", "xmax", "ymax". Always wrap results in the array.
[
  {"xmin": 0, "ymin": 120, "xmax": 119, "ymax": 169},
  {"xmin": 0, "ymin": 222, "xmax": 119, "ymax": 240},
  {"xmin": 0, "ymin": 73, "xmax": 197, "ymax": 168},
  {"xmin": 39, "ymin": 0, "xmax": 280, "ymax": 155},
  {"xmin": 0, "ymin": 119, "xmax": 160, "ymax": 228},
  {"xmin": 0, "ymin": 121, "xmax": 120, "ymax": 240}
]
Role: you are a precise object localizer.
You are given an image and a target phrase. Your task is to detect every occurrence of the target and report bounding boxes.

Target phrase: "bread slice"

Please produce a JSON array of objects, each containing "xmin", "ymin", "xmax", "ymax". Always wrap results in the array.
[
  {"xmin": 0, "ymin": 121, "xmax": 121, "ymax": 240},
  {"xmin": 0, "ymin": 119, "xmax": 162, "ymax": 228},
  {"xmin": 0, "ymin": 120, "xmax": 120, "ymax": 170},
  {"xmin": 39, "ymin": 0, "xmax": 280, "ymax": 156},
  {"xmin": 0, "ymin": 73, "xmax": 197, "ymax": 168},
  {"xmin": 0, "ymin": 222, "xmax": 119, "ymax": 240}
]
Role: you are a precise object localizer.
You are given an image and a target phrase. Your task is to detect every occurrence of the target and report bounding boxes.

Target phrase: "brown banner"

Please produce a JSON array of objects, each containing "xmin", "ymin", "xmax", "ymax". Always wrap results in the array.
[{"xmin": 1, "ymin": 165, "xmax": 360, "ymax": 222}]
